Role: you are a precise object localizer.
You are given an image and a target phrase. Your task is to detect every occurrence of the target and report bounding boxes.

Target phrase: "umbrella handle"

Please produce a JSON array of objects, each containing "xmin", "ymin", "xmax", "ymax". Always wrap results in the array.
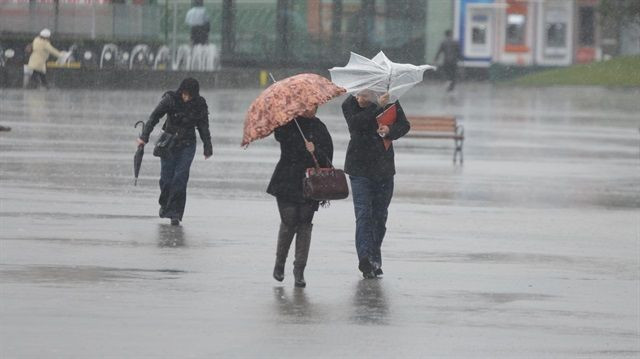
[{"xmin": 134, "ymin": 120, "xmax": 145, "ymax": 137}]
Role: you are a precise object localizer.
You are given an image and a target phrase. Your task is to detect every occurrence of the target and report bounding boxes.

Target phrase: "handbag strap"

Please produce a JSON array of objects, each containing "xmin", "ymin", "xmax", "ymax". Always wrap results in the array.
[{"xmin": 292, "ymin": 118, "xmax": 337, "ymax": 170}]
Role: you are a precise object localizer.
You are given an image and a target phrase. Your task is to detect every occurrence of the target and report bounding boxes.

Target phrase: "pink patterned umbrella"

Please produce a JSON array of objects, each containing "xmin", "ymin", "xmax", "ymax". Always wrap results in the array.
[{"xmin": 241, "ymin": 73, "xmax": 346, "ymax": 146}]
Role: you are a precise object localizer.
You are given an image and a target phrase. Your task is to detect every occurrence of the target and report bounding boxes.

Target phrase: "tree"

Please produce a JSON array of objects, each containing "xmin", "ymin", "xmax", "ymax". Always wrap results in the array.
[{"xmin": 599, "ymin": 0, "xmax": 640, "ymax": 26}]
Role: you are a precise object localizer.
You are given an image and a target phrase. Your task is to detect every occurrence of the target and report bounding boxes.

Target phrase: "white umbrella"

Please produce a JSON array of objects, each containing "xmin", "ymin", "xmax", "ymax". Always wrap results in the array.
[{"xmin": 329, "ymin": 51, "xmax": 436, "ymax": 102}]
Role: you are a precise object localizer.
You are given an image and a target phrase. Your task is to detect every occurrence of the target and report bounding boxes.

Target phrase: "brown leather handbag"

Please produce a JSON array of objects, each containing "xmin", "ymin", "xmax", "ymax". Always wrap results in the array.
[
  {"xmin": 302, "ymin": 162, "xmax": 349, "ymax": 201},
  {"xmin": 292, "ymin": 119, "xmax": 349, "ymax": 201}
]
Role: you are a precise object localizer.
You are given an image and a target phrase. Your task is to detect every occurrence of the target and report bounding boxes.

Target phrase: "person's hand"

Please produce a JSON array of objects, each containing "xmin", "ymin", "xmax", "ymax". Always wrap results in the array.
[
  {"xmin": 305, "ymin": 141, "xmax": 315, "ymax": 153},
  {"xmin": 136, "ymin": 138, "xmax": 146, "ymax": 146},
  {"xmin": 377, "ymin": 125, "xmax": 390, "ymax": 137},
  {"xmin": 378, "ymin": 93, "xmax": 390, "ymax": 107}
]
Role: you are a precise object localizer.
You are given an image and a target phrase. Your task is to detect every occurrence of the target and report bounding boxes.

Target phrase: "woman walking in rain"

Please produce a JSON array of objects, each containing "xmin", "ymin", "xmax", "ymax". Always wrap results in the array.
[
  {"xmin": 342, "ymin": 90, "xmax": 410, "ymax": 278},
  {"xmin": 268, "ymin": 105, "xmax": 333, "ymax": 288},
  {"xmin": 136, "ymin": 78, "xmax": 212, "ymax": 226}
]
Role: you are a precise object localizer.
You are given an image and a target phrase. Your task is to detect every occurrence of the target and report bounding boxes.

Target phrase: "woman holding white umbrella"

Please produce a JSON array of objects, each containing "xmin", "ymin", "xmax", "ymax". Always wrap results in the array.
[
  {"xmin": 331, "ymin": 51, "xmax": 434, "ymax": 278},
  {"xmin": 341, "ymin": 89, "xmax": 410, "ymax": 279}
]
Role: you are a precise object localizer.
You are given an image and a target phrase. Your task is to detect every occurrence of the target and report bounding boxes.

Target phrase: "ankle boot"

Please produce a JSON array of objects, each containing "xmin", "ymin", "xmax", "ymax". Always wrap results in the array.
[
  {"xmin": 293, "ymin": 223, "xmax": 312, "ymax": 287},
  {"xmin": 273, "ymin": 222, "xmax": 296, "ymax": 282}
]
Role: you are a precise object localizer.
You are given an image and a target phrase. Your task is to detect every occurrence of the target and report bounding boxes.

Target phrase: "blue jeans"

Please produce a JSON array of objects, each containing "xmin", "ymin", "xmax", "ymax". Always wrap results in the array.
[
  {"xmin": 349, "ymin": 175, "xmax": 394, "ymax": 270},
  {"xmin": 159, "ymin": 143, "xmax": 196, "ymax": 221}
]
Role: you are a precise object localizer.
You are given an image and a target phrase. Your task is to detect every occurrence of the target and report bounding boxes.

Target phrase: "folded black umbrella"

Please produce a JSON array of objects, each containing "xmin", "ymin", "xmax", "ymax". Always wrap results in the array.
[{"xmin": 133, "ymin": 120, "xmax": 145, "ymax": 186}]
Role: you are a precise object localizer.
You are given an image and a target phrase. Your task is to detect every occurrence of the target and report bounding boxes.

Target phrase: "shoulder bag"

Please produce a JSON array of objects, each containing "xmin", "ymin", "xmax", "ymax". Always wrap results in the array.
[
  {"xmin": 153, "ymin": 131, "xmax": 177, "ymax": 158},
  {"xmin": 294, "ymin": 119, "xmax": 349, "ymax": 201}
]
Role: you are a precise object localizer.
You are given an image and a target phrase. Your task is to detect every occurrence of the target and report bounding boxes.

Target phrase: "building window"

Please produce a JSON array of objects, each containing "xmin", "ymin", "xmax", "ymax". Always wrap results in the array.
[
  {"xmin": 471, "ymin": 14, "xmax": 488, "ymax": 45},
  {"xmin": 578, "ymin": 6, "xmax": 595, "ymax": 46},
  {"xmin": 546, "ymin": 22, "xmax": 566, "ymax": 48},
  {"xmin": 506, "ymin": 13, "xmax": 525, "ymax": 45}
]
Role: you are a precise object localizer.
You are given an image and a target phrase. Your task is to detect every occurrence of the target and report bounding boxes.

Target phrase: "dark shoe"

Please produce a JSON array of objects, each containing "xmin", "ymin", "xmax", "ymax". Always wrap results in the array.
[
  {"xmin": 274, "ymin": 223, "xmax": 296, "ymax": 282},
  {"xmin": 362, "ymin": 271, "xmax": 376, "ymax": 279},
  {"xmin": 374, "ymin": 268, "xmax": 383, "ymax": 276},
  {"xmin": 293, "ymin": 266, "xmax": 306, "ymax": 288},
  {"xmin": 273, "ymin": 264, "xmax": 285, "ymax": 282},
  {"xmin": 359, "ymin": 258, "xmax": 375, "ymax": 279},
  {"xmin": 170, "ymin": 218, "xmax": 180, "ymax": 226},
  {"xmin": 0, "ymin": 125, "xmax": 11, "ymax": 132}
]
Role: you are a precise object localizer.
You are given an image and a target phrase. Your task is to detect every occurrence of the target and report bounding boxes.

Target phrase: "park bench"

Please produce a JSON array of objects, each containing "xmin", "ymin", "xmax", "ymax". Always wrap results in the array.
[{"xmin": 405, "ymin": 116, "xmax": 464, "ymax": 164}]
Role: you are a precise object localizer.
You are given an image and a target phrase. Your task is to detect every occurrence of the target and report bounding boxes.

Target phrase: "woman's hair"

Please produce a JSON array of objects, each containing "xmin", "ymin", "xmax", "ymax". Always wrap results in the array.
[
  {"xmin": 356, "ymin": 89, "xmax": 378, "ymax": 102},
  {"xmin": 177, "ymin": 77, "xmax": 200, "ymax": 98}
]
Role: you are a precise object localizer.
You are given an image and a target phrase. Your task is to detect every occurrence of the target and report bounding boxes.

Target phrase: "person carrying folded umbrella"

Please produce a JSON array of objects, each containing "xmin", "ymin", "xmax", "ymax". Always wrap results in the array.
[
  {"xmin": 342, "ymin": 89, "xmax": 410, "ymax": 279},
  {"xmin": 136, "ymin": 78, "xmax": 212, "ymax": 226}
]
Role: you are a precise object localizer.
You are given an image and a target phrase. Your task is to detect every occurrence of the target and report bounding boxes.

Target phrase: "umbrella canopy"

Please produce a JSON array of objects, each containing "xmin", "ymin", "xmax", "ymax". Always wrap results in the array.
[
  {"xmin": 329, "ymin": 51, "xmax": 436, "ymax": 102},
  {"xmin": 133, "ymin": 120, "xmax": 145, "ymax": 186},
  {"xmin": 241, "ymin": 73, "xmax": 345, "ymax": 146}
]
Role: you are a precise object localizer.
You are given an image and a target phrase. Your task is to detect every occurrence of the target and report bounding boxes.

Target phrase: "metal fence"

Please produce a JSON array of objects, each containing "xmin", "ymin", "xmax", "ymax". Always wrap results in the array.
[{"xmin": 0, "ymin": 0, "xmax": 429, "ymax": 66}]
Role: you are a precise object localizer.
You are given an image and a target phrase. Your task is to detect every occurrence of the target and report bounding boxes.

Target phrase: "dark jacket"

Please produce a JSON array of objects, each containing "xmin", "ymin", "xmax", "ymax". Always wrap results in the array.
[
  {"xmin": 342, "ymin": 95, "xmax": 410, "ymax": 179},
  {"xmin": 141, "ymin": 91, "xmax": 213, "ymax": 156},
  {"xmin": 435, "ymin": 39, "xmax": 461, "ymax": 65},
  {"xmin": 267, "ymin": 117, "xmax": 333, "ymax": 203}
]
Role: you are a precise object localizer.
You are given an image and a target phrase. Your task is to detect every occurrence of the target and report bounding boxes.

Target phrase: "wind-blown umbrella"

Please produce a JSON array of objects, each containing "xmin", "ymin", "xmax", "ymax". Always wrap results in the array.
[
  {"xmin": 133, "ymin": 120, "xmax": 145, "ymax": 186},
  {"xmin": 329, "ymin": 51, "xmax": 436, "ymax": 101},
  {"xmin": 242, "ymin": 73, "xmax": 345, "ymax": 146}
]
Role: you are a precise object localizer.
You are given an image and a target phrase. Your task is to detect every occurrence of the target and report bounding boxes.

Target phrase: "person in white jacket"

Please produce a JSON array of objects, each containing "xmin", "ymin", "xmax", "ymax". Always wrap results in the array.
[
  {"xmin": 26, "ymin": 29, "xmax": 63, "ymax": 89},
  {"xmin": 185, "ymin": 0, "xmax": 210, "ymax": 45}
]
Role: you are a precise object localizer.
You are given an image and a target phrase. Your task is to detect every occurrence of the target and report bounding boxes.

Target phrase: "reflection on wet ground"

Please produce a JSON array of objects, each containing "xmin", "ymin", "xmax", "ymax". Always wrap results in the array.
[
  {"xmin": 1, "ymin": 85, "xmax": 638, "ymax": 357},
  {"xmin": 351, "ymin": 279, "xmax": 389, "ymax": 326},
  {"xmin": 157, "ymin": 224, "xmax": 187, "ymax": 248},
  {"xmin": 0, "ymin": 265, "xmax": 186, "ymax": 283},
  {"xmin": 273, "ymin": 287, "xmax": 316, "ymax": 323}
]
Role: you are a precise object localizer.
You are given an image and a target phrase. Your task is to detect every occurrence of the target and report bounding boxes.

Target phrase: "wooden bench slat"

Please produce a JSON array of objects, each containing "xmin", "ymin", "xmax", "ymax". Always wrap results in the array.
[
  {"xmin": 408, "ymin": 116, "xmax": 455, "ymax": 122},
  {"xmin": 407, "ymin": 133, "xmax": 464, "ymax": 139},
  {"xmin": 411, "ymin": 125, "xmax": 457, "ymax": 132},
  {"xmin": 404, "ymin": 115, "xmax": 464, "ymax": 164}
]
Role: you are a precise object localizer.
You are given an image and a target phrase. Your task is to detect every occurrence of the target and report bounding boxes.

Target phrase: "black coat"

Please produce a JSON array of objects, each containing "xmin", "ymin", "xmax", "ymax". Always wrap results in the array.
[
  {"xmin": 141, "ymin": 91, "xmax": 213, "ymax": 156},
  {"xmin": 267, "ymin": 116, "xmax": 334, "ymax": 203},
  {"xmin": 342, "ymin": 95, "xmax": 410, "ymax": 179}
]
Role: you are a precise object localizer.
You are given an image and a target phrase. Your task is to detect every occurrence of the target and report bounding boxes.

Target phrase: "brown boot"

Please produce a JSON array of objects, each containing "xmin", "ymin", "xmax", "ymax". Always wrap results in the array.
[
  {"xmin": 293, "ymin": 223, "xmax": 312, "ymax": 287},
  {"xmin": 273, "ymin": 222, "xmax": 296, "ymax": 282}
]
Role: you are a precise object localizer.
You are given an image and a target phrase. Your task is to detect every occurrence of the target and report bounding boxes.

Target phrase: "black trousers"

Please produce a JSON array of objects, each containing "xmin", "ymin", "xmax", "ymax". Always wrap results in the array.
[
  {"xmin": 29, "ymin": 71, "xmax": 48, "ymax": 89},
  {"xmin": 443, "ymin": 62, "xmax": 457, "ymax": 90},
  {"xmin": 190, "ymin": 25, "xmax": 209, "ymax": 45},
  {"xmin": 276, "ymin": 197, "xmax": 316, "ymax": 227}
]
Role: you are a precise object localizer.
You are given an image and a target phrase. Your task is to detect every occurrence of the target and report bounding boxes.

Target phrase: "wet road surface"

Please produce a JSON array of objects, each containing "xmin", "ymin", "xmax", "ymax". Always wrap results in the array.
[{"xmin": 1, "ymin": 84, "xmax": 639, "ymax": 357}]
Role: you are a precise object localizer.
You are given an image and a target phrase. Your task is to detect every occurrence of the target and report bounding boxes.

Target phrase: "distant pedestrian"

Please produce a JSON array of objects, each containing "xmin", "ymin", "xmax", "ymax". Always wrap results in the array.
[
  {"xmin": 137, "ymin": 78, "xmax": 213, "ymax": 226},
  {"xmin": 185, "ymin": 0, "xmax": 211, "ymax": 45},
  {"xmin": 434, "ymin": 30, "xmax": 461, "ymax": 92},
  {"xmin": 268, "ymin": 106, "xmax": 334, "ymax": 288},
  {"xmin": 342, "ymin": 90, "xmax": 410, "ymax": 278},
  {"xmin": 26, "ymin": 28, "xmax": 64, "ymax": 89}
]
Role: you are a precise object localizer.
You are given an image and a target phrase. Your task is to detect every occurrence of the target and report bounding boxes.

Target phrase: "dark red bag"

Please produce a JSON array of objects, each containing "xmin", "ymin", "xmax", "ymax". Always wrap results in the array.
[
  {"xmin": 302, "ymin": 166, "xmax": 349, "ymax": 201},
  {"xmin": 290, "ymin": 117, "xmax": 349, "ymax": 201}
]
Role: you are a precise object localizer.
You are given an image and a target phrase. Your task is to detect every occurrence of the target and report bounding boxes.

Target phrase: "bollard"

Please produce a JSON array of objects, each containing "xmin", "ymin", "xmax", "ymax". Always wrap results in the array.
[{"xmin": 259, "ymin": 70, "xmax": 268, "ymax": 87}]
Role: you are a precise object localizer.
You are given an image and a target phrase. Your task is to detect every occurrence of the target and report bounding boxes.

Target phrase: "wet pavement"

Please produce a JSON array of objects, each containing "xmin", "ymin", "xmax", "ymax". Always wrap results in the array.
[{"xmin": 1, "ymin": 84, "xmax": 639, "ymax": 357}]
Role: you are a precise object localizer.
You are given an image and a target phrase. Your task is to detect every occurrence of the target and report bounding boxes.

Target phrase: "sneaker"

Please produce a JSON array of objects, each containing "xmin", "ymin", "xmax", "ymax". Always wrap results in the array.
[
  {"xmin": 374, "ymin": 268, "xmax": 383, "ymax": 276},
  {"xmin": 170, "ymin": 218, "xmax": 180, "ymax": 226}
]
